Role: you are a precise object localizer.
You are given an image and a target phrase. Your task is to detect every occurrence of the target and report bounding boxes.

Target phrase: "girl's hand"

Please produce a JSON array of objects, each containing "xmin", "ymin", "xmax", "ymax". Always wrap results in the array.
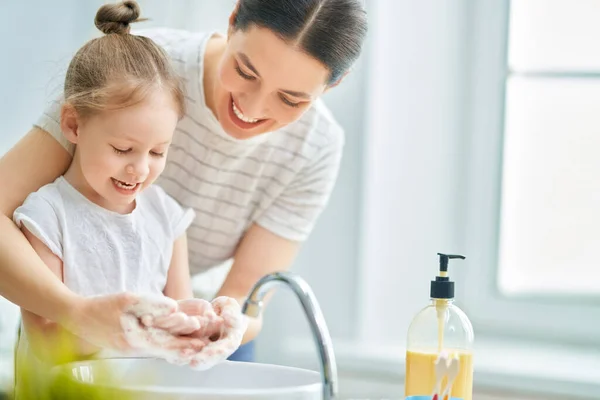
[
  {"xmin": 146, "ymin": 297, "xmax": 248, "ymax": 369},
  {"xmin": 66, "ymin": 292, "xmax": 206, "ymax": 353},
  {"xmin": 147, "ymin": 298, "xmax": 224, "ymax": 340}
]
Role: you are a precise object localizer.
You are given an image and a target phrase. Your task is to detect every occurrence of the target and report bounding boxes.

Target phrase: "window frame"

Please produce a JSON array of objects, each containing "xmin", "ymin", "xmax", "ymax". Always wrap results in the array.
[{"xmin": 462, "ymin": 0, "xmax": 600, "ymax": 346}]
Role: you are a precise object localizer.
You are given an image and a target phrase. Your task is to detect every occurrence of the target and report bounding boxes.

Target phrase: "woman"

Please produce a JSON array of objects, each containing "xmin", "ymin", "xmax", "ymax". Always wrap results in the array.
[{"xmin": 0, "ymin": 0, "xmax": 367, "ymax": 362}]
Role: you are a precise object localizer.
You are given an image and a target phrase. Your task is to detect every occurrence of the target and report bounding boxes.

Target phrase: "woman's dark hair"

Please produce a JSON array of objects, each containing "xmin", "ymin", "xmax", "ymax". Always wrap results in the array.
[{"xmin": 232, "ymin": 0, "xmax": 368, "ymax": 85}]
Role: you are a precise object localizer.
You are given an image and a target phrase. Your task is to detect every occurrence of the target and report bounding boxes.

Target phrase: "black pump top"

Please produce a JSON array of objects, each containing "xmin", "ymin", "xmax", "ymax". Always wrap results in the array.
[{"xmin": 430, "ymin": 253, "xmax": 465, "ymax": 299}]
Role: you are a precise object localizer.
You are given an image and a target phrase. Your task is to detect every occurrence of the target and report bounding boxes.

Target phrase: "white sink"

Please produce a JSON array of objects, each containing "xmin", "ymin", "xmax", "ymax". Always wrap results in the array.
[{"xmin": 53, "ymin": 358, "xmax": 322, "ymax": 400}]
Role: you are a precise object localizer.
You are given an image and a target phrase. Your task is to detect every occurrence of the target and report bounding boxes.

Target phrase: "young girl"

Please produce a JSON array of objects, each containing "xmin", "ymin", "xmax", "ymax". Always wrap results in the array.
[{"xmin": 11, "ymin": 2, "xmax": 210, "ymax": 397}]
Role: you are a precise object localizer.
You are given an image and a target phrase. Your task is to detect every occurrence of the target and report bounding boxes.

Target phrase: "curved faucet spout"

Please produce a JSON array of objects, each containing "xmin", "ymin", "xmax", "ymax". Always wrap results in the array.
[{"xmin": 242, "ymin": 271, "xmax": 338, "ymax": 400}]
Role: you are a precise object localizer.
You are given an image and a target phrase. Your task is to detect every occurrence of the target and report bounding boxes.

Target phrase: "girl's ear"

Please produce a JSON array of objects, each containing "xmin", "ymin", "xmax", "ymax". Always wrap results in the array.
[{"xmin": 60, "ymin": 104, "xmax": 81, "ymax": 144}]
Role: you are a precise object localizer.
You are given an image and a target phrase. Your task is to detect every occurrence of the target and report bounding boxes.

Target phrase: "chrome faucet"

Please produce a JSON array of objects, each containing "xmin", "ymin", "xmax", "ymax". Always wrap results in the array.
[{"xmin": 241, "ymin": 271, "xmax": 338, "ymax": 400}]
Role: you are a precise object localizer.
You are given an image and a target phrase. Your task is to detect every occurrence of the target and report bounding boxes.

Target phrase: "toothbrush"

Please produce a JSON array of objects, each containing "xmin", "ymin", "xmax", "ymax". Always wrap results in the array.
[
  {"xmin": 440, "ymin": 354, "xmax": 460, "ymax": 400},
  {"xmin": 431, "ymin": 351, "xmax": 449, "ymax": 400}
]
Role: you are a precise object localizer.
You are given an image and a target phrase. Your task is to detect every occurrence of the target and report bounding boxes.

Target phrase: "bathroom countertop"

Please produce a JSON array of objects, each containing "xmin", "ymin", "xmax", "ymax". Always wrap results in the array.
[
  {"xmin": 283, "ymin": 336, "xmax": 599, "ymax": 400},
  {"xmin": 336, "ymin": 370, "xmax": 567, "ymax": 400}
]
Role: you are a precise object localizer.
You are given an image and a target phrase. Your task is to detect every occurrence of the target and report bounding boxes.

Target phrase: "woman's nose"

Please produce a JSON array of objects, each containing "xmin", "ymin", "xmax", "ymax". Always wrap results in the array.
[{"xmin": 238, "ymin": 93, "xmax": 269, "ymax": 119}]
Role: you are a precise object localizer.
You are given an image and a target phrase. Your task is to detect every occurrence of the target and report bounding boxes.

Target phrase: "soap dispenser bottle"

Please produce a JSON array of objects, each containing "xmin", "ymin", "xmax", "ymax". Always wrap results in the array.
[{"xmin": 404, "ymin": 253, "xmax": 474, "ymax": 400}]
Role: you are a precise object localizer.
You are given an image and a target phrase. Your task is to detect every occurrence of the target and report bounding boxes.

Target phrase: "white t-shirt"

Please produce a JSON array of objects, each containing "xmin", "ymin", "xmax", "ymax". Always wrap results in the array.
[
  {"xmin": 35, "ymin": 28, "xmax": 345, "ymax": 276},
  {"xmin": 13, "ymin": 176, "xmax": 195, "ymax": 296},
  {"xmin": 12, "ymin": 176, "xmax": 195, "ymax": 399}
]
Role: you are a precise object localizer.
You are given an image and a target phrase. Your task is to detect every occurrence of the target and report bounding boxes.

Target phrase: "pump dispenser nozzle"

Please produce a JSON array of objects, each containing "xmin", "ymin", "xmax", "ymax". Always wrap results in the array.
[
  {"xmin": 438, "ymin": 253, "xmax": 465, "ymax": 272},
  {"xmin": 431, "ymin": 253, "xmax": 465, "ymax": 299}
]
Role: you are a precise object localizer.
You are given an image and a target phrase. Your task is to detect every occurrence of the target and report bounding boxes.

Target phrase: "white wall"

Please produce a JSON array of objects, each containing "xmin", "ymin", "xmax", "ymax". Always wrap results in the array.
[{"xmin": 358, "ymin": 0, "xmax": 473, "ymax": 344}]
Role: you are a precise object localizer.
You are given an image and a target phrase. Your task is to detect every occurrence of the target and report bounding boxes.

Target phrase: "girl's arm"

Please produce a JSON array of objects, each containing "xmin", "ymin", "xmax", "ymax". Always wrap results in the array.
[
  {"xmin": 20, "ymin": 226, "xmax": 100, "ymax": 362},
  {"xmin": 163, "ymin": 234, "xmax": 194, "ymax": 301}
]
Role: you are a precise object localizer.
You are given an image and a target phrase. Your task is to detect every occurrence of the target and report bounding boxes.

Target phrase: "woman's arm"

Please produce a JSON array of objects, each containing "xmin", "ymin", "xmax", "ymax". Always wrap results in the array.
[
  {"xmin": 163, "ymin": 234, "xmax": 194, "ymax": 300},
  {"xmin": 0, "ymin": 127, "xmax": 76, "ymax": 324},
  {"xmin": 223, "ymin": 126, "xmax": 344, "ymax": 344},
  {"xmin": 215, "ymin": 223, "xmax": 300, "ymax": 344}
]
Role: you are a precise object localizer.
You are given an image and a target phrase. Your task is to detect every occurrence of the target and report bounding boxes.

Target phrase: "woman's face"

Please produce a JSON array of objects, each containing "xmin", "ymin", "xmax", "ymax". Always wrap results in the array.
[{"xmin": 213, "ymin": 25, "xmax": 331, "ymax": 139}]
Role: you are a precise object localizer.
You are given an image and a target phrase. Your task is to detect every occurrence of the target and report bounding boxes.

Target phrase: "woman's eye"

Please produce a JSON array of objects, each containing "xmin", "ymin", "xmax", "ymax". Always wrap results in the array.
[
  {"xmin": 279, "ymin": 94, "xmax": 300, "ymax": 108},
  {"xmin": 235, "ymin": 63, "xmax": 256, "ymax": 81}
]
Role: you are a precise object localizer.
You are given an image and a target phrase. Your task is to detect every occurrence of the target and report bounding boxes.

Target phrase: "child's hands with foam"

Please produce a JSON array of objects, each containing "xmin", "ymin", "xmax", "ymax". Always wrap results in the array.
[
  {"xmin": 120, "ymin": 295, "xmax": 208, "ymax": 365},
  {"xmin": 186, "ymin": 297, "xmax": 248, "ymax": 370},
  {"xmin": 133, "ymin": 296, "xmax": 248, "ymax": 369},
  {"xmin": 147, "ymin": 298, "xmax": 223, "ymax": 338}
]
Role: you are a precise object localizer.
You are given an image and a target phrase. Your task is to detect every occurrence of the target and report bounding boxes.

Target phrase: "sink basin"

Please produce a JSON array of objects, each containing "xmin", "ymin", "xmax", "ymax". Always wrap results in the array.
[{"xmin": 52, "ymin": 358, "xmax": 321, "ymax": 400}]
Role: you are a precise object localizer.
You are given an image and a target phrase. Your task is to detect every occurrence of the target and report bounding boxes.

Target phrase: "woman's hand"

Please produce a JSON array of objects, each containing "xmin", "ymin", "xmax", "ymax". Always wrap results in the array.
[
  {"xmin": 146, "ymin": 297, "xmax": 248, "ymax": 370},
  {"xmin": 148, "ymin": 298, "xmax": 224, "ymax": 340},
  {"xmin": 65, "ymin": 292, "xmax": 207, "ymax": 353}
]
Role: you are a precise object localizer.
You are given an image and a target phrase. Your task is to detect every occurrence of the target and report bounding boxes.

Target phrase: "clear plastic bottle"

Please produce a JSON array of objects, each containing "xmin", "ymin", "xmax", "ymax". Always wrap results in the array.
[{"xmin": 404, "ymin": 254, "xmax": 474, "ymax": 400}]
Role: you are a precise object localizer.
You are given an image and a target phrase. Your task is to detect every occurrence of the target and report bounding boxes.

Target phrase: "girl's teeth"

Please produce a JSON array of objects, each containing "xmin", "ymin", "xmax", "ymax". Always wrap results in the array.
[
  {"xmin": 232, "ymin": 101, "xmax": 259, "ymax": 124},
  {"xmin": 114, "ymin": 179, "xmax": 136, "ymax": 190}
]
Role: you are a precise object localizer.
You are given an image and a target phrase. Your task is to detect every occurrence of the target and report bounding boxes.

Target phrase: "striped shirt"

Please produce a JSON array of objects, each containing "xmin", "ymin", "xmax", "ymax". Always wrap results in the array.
[{"xmin": 34, "ymin": 28, "xmax": 345, "ymax": 276}]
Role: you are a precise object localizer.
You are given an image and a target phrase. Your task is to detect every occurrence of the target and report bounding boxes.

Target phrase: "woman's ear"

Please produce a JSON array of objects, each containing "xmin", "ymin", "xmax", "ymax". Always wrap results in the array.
[
  {"xmin": 60, "ymin": 104, "xmax": 81, "ymax": 144},
  {"xmin": 325, "ymin": 70, "xmax": 351, "ymax": 92},
  {"xmin": 227, "ymin": 1, "xmax": 241, "ymax": 39}
]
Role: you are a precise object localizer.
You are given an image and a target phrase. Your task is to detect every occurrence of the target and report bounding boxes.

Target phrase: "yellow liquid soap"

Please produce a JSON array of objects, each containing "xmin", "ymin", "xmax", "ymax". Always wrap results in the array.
[
  {"xmin": 405, "ymin": 300, "xmax": 473, "ymax": 400},
  {"xmin": 405, "ymin": 349, "xmax": 473, "ymax": 400}
]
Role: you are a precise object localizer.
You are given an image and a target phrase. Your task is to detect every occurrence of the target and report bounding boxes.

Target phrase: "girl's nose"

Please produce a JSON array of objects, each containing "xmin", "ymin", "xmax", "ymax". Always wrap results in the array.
[{"xmin": 126, "ymin": 160, "xmax": 149, "ymax": 181}]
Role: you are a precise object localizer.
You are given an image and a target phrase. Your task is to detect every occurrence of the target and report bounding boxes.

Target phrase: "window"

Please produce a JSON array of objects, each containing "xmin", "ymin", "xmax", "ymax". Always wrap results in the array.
[{"xmin": 464, "ymin": 0, "xmax": 600, "ymax": 344}]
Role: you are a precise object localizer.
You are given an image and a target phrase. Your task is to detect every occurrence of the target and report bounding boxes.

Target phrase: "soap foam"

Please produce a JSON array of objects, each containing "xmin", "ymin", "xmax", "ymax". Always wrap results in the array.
[{"xmin": 120, "ymin": 295, "xmax": 247, "ymax": 369}]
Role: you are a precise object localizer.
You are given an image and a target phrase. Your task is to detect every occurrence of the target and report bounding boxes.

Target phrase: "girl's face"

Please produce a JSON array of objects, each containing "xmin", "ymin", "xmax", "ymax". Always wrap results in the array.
[
  {"xmin": 63, "ymin": 89, "xmax": 179, "ymax": 213},
  {"xmin": 213, "ymin": 25, "xmax": 332, "ymax": 139}
]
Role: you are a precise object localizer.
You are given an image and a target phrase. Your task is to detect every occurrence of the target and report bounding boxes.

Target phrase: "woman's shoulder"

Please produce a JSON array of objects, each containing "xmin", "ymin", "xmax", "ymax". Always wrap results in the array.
[
  {"xmin": 273, "ymin": 99, "xmax": 345, "ymax": 156},
  {"xmin": 311, "ymin": 98, "xmax": 345, "ymax": 143}
]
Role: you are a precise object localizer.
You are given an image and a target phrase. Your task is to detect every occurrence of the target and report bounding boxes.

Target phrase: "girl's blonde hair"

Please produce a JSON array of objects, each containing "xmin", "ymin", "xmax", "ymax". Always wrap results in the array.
[{"xmin": 64, "ymin": 1, "xmax": 185, "ymax": 119}]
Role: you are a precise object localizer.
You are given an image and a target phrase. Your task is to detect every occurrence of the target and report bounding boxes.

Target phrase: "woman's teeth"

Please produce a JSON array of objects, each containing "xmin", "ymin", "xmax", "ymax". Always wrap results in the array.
[
  {"xmin": 112, "ymin": 178, "xmax": 137, "ymax": 190},
  {"xmin": 232, "ymin": 101, "xmax": 259, "ymax": 124}
]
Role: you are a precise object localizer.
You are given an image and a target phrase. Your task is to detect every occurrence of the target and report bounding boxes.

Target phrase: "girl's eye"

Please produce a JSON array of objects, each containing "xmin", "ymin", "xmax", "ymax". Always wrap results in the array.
[
  {"xmin": 150, "ymin": 151, "xmax": 165, "ymax": 157},
  {"xmin": 112, "ymin": 146, "xmax": 131, "ymax": 154},
  {"xmin": 279, "ymin": 94, "xmax": 300, "ymax": 108},
  {"xmin": 235, "ymin": 63, "xmax": 256, "ymax": 81}
]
